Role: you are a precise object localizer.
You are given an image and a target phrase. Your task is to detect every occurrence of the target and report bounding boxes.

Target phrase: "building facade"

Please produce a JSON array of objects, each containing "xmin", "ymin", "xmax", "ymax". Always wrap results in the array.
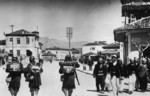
[
  {"xmin": 114, "ymin": 1, "xmax": 150, "ymax": 64},
  {"xmin": 45, "ymin": 47, "xmax": 72, "ymax": 60},
  {"xmin": 45, "ymin": 47, "xmax": 81, "ymax": 60},
  {"xmin": 5, "ymin": 29, "xmax": 42, "ymax": 58}
]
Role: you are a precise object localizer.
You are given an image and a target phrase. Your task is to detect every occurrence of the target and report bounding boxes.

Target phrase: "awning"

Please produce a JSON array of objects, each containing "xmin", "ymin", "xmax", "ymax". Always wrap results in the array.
[
  {"xmin": 101, "ymin": 50, "xmax": 119, "ymax": 55},
  {"xmin": 103, "ymin": 43, "xmax": 120, "ymax": 49},
  {"xmin": 114, "ymin": 16, "xmax": 150, "ymax": 42},
  {"xmin": 42, "ymin": 52, "xmax": 56, "ymax": 56}
]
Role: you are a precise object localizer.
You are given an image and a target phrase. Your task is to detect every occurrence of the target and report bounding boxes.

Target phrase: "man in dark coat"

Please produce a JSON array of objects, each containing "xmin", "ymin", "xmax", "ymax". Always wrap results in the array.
[
  {"xmin": 6, "ymin": 57, "xmax": 23, "ymax": 96},
  {"xmin": 59, "ymin": 55, "xmax": 80, "ymax": 96},
  {"xmin": 138, "ymin": 58, "xmax": 148, "ymax": 92},
  {"xmin": 93, "ymin": 57, "xmax": 106, "ymax": 93},
  {"xmin": 108, "ymin": 55, "xmax": 121, "ymax": 96}
]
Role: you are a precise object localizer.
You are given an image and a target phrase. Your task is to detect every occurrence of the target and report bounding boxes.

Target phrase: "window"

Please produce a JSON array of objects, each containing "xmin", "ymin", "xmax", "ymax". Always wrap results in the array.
[
  {"xmin": 90, "ymin": 47, "xmax": 95, "ymax": 50},
  {"xmin": 10, "ymin": 38, "xmax": 13, "ymax": 42},
  {"xmin": 17, "ymin": 38, "xmax": 20, "ymax": 44},
  {"xmin": 10, "ymin": 50, "xmax": 13, "ymax": 54},
  {"xmin": 26, "ymin": 38, "xmax": 30, "ymax": 44},
  {"xmin": 17, "ymin": 50, "xmax": 20, "ymax": 56}
]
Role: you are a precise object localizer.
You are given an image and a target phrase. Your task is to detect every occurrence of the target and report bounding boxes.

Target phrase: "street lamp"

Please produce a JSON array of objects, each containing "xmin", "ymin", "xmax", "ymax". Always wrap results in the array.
[
  {"xmin": 66, "ymin": 27, "xmax": 73, "ymax": 56},
  {"xmin": 10, "ymin": 25, "xmax": 14, "ymax": 56}
]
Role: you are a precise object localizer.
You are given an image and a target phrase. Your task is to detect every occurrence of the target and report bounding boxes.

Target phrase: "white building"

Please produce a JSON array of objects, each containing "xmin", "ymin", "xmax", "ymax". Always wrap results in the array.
[
  {"xmin": 5, "ymin": 29, "xmax": 42, "ymax": 58},
  {"xmin": 45, "ymin": 47, "xmax": 72, "ymax": 60},
  {"xmin": 82, "ymin": 41, "xmax": 107, "ymax": 54}
]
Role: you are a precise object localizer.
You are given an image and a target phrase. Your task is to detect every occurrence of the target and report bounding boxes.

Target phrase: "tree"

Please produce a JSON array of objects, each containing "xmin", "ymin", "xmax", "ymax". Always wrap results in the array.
[{"xmin": 132, "ymin": 40, "xmax": 150, "ymax": 65}]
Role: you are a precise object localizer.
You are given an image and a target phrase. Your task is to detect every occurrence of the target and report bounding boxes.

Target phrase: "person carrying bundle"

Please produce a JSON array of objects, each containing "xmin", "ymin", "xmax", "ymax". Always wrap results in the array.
[
  {"xmin": 24, "ymin": 56, "xmax": 43, "ymax": 96},
  {"xmin": 6, "ymin": 57, "xmax": 23, "ymax": 96},
  {"xmin": 59, "ymin": 55, "xmax": 80, "ymax": 96}
]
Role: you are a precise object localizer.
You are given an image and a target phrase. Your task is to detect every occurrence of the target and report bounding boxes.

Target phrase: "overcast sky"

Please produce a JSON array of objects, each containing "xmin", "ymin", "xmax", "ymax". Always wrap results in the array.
[{"xmin": 0, "ymin": 0, "xmax": 124, "ymax": 43}]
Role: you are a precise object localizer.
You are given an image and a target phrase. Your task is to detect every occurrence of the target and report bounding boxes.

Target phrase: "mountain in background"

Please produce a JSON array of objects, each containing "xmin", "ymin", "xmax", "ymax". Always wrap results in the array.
[{"xmin": 39, "ymin": 37, "xmax": 88, "ymax": 49}]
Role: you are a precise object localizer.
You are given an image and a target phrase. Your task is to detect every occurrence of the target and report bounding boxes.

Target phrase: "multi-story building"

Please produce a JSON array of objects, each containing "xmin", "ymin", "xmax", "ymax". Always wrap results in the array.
[
  {"xmin": 114, "ymin": 0, "xmax": 150, "ymax": 64},
  {"xmin": 82, "ymin": 41, "xmax": 107, "ymax": 55},
  {"xmin": 5, "ymin": 29, "xmax": 42, "ymax": 58}
]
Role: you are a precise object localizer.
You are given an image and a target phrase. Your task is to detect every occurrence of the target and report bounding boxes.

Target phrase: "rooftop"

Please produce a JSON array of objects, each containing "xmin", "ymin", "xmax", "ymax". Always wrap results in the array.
[
  {"xmin": 83, "ymin": 41, "xmax": 107, "ymax": 46},
  {"xmin": 102, "ymin": 43, "xmax": 120, "ymax": 49},
  {"xmin": 5, "ymin": 29, "xmax": 39, "ymax": 36}
]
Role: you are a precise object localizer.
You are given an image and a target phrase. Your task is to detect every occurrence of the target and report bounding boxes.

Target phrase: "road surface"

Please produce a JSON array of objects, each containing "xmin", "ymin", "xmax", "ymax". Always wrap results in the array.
[{"xmin": 0, "ymin": 61, "xmax": 150, "ymax": 96}]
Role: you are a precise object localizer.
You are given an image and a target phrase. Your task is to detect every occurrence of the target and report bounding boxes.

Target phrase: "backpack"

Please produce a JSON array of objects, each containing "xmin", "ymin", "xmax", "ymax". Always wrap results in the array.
[{"xmin": 63, "ymin": 66, "xmax": 75, "ymax": 73}]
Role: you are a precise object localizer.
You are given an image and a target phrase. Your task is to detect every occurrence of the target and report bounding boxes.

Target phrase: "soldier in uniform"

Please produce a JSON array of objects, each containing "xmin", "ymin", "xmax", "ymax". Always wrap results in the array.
[
  {"xmin": 25, "ymin": 56, "xmax": 43, "ymax": 96},
  {"xmin": 93, "ymin": 57, "xmax": 106, "ymax": 93},
  {"xmin": 108, "ymin": 55, "xmax": 121, "ymax": 96},
  {"xmin": 6, "ymin": 57, "xmax": 23, "ymax": 96},
  {"xmin": 59, "ymin": 55, "xmax": 80, "ymax": 96}
]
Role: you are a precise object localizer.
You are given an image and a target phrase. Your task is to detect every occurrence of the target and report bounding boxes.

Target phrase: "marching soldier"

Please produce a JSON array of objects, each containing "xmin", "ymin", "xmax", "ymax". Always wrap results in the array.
[
  {"xmin": 93, "ymin": 57, "xmax": 106, "ymax": 93},
  {"xmin": 59, "ymin": 55, "xmax": 80, "ymax": 96},
  {"xmin": 6, "ymin": 57, "xmax": 23, "ymax": 96},
  {"xmin": 25, "ymin": 56, "xmax": 43, "ymax": 96}
]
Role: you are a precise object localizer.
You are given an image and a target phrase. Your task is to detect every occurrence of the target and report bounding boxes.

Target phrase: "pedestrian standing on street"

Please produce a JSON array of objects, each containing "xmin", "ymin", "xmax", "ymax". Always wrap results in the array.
[
  {"xmin": 25, "ymin": 56, "xmax": 43, "ymax": 96},
  {"xmin": 59, "ymin": 55, "xmax": 80, "ymax": 96},
  {"xmin": 126, "ymin": 59, "xmax": 136, "ymax": 94},
  {"xmin": 138, "ymin": 58, "xmax": 148, "ymax": 92},
  {"xmin": 6, "ymin": 57, "xmax": 23, "ymax": 96},
  {"xmin": 104, "ymin": 59, "xmax": 112, "ymax": 92},
  {"xmin": 88, "ymin": 56, "xmax": 93, "ymax": 71},
  {"xmin": 118, "ymin": 59, "xmax": 126, "ymax": 93},
  {"xmin": 108, "ymin": 55, "xmax": 121, "ymax": 96},
  {"xmin": 93, "ymin": 57, "xmax": 106, "ymax": 93}
]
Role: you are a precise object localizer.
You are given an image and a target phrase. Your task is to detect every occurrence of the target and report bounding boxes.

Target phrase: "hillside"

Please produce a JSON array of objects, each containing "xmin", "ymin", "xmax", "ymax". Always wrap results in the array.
[{"xmin": 39, "ymin": 37, "xmax": 88, "ymax": 49}]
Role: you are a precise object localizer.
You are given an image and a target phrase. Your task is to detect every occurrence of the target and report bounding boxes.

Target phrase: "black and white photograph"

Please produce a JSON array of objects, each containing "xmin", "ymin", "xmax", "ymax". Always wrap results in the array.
[{"xmin": 1, "ymin": 0, "xmax": 150, "ymax": 96}]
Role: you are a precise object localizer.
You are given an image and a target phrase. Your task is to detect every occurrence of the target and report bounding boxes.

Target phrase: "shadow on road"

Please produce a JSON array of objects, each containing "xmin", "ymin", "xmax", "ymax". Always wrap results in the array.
[
  {"xmin": 87, "ymin": 90, "xmax": 109, "ymax": 96},
  {"xmin": 97, "ymin": 94, "xmax": 108, "ymax": 96},
  {"xmin": 87, "ymin": 89, "xmax": 97, "ymax": 92}
]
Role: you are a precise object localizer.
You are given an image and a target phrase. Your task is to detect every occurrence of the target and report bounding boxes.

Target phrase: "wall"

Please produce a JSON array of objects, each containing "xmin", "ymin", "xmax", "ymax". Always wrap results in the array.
[
  {"xmin": 82, "ymin": 45, "xmax": 104, "ymax": 54},
  {"xmin": 46, "ymin": 49, "xmax": 72, "ymax": 60}
]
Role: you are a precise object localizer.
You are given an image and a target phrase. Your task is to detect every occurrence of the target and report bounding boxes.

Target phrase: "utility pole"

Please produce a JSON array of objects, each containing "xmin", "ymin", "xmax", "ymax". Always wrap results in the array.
[
  {"xmin": 66, "ymin": 27, "xmax": 73, "ymax": 56},
  {"xmin": 10, "ymin": 25, "xmax": 14, "ymax": 56}
]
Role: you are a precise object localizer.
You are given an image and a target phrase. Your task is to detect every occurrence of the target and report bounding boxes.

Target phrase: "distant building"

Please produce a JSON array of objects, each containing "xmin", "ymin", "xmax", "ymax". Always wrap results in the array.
[
  {"xmin": 82, "ymin": 41, "xmax": 107, "ymax": 54},
  {"xmin": 45, "ymin": 47, "xmax": 71, "ymax": 60},
  {"xmin": 5, "ymin": 29, "xmax": 42, "ymax": 58},
  {"xmin": 45, "ymin": 47, "xmax": 81, "ymax": 60},
  {"xmin": 102, "ymin": 43, "xmax": 120, "ymax": 59}
]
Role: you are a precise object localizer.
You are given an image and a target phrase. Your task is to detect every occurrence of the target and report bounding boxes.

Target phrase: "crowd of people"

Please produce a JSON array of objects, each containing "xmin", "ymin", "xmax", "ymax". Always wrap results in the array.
[
  {"xmin": 91, "ymin": 55, "xmax": 150, "ymax": 96},
  {"xmin": 5, "ymin": 55, "xmax": 43, "ymax": 96}
]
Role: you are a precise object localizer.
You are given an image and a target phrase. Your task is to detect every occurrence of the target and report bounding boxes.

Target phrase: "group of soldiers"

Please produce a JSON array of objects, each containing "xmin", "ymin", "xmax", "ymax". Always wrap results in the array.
[
  {"xmin": 92, "ymin": 55, "xmax": 150, "ymax": 96},
  {"xmin": 5, "ymin": 55, "xmax": 43, "ymax": 96}
]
